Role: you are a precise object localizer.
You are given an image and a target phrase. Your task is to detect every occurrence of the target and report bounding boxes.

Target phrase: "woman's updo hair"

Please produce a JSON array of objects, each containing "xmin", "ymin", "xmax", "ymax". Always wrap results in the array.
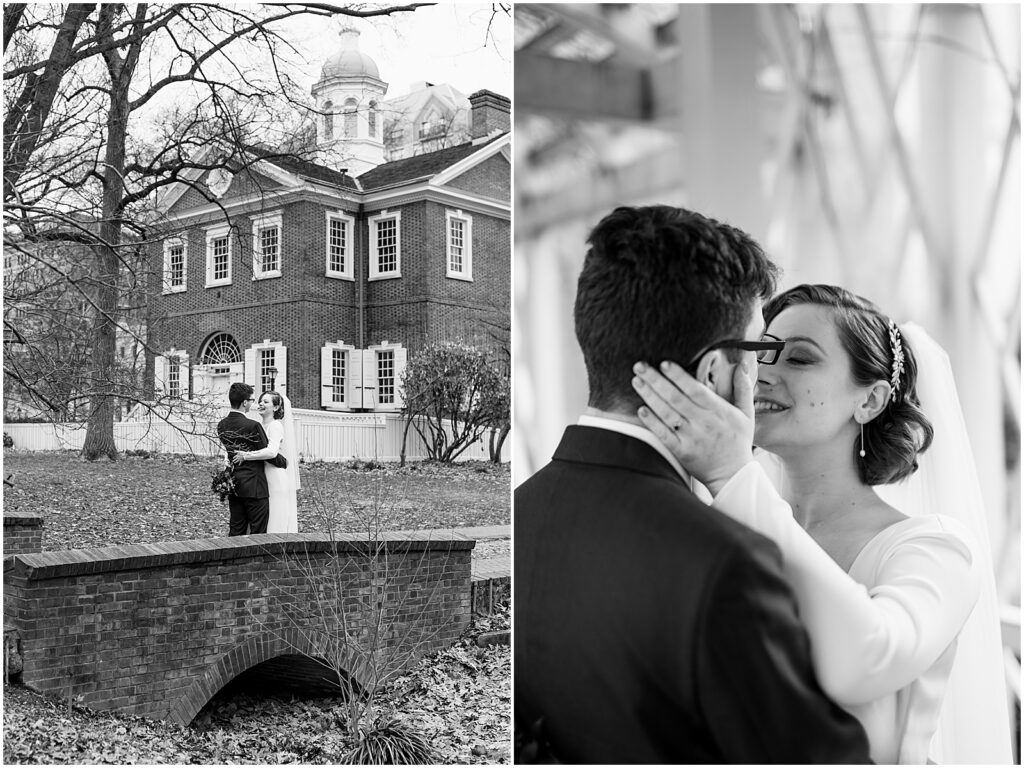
[
  {"xmin": 763, "ymin": 284, "xmax": 933, "ymax": 485},
  {"xmin": 263, "ymin": 391, "xmax": 285, "ymax": 420}
]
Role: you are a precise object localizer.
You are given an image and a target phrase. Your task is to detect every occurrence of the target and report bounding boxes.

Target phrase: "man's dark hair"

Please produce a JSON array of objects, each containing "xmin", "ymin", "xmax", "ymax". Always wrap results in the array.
[
  {"xmin": 574, "ymin": 205, "xmax": 778, "ymax": 411},
  {"xmin": 228, "ymin": 382, "xmax": 253, "ymax": 409}
]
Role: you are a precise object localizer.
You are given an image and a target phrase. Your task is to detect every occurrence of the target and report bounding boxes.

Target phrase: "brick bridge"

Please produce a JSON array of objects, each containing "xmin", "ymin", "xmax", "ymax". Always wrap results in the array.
[{"xmin": 3, "ymin": 518, "xmax": 490, "ymax": 725}]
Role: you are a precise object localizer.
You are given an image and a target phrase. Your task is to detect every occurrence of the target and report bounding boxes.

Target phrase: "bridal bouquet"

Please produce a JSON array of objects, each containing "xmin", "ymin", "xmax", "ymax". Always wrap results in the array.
[{"xmin": 211, "ymin": 465, "xmax": 236, "ymax": 502}]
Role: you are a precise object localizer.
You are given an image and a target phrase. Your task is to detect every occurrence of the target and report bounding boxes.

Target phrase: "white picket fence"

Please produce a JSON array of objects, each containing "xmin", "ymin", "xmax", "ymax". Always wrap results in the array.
[{"xmin": 3, "ymin": 409, "xmax": 509, "ymax": 463}]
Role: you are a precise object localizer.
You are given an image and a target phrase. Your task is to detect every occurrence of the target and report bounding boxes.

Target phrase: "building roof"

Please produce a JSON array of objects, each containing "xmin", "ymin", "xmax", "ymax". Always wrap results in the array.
[
  {"xmin": 320, "ymin": 28, "xmax": 381, "ymax": 81},
  {"xmin": 357, "ymin": 134, "xmax": 507, "ymax": 191},
  {"xmin": 246, "ymin": 146, "xmax": 360, "ymax": 192}
]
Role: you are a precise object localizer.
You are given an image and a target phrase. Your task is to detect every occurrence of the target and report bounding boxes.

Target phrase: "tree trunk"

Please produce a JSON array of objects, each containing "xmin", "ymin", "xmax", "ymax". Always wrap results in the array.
[
  {"xmin": 398, "ymin": 412, "xmax": 415, "ymax": 467},
  {"xmin": 489, "ymin": 423, "xmax": 510, "ymax": 463},
  {"xmin": 82, "ymin": 14, "xmax": 136, "ymax": 461}
]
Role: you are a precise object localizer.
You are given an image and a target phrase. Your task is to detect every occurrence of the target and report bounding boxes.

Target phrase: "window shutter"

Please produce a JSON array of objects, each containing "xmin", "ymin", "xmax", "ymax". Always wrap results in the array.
[
  {"xmin": 179, "ymin": 357, "xmax": 191, "ymax": 399},
  {"xmin": 393, "ymin": 346, "xmax": 408, "ymax": 409},
  {"xmin": 320, "ymin": 346, "xmax": 334, "ymax": 408},
  {"xmin": 276, "ymin": 344, "xmax": 288, "ymax": 397},
  {"xmin": 364, "ymin": 349, "xmax": 377, "ymax": 409},
  {"xmin": 348, "ymin": 349, "xmax": 364, "ymax": 410},
  {"xmin": 244, "ymin": 346, "xmax": 257, "ymax": 387},
  {"xmin": 154, "ymin": 355, "xmax": 168, "ymax": 395}
]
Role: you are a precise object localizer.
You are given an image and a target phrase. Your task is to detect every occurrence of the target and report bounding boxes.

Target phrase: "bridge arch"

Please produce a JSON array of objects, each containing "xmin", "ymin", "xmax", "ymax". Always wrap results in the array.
[{"xmin": 169, "ymin": 628, "xmax": 371, "ymax": 725}]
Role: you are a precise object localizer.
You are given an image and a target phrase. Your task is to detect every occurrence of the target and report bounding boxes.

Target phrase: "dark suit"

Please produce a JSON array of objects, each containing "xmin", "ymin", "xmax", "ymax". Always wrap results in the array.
[
  {"xmin": 216, "ymin": 411, "xmax": 270, "ymax": 536},
  {"xmin": 514, "ymin": 425, "xmax": 871, "ymax": 764}
]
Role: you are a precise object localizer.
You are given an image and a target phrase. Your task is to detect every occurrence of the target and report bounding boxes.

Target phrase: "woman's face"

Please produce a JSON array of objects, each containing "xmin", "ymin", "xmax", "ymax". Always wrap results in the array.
[
  {"xmin": 753, "ymin": 304, "xmax": 865, "ymax": 454},
  {"xmin": 256, "ymin": 394, "xmax": 276, "ymax": 417}
]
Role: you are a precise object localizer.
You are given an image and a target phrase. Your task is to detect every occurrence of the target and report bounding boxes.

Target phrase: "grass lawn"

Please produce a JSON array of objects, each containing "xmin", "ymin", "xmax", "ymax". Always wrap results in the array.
[{"xmin": 2, "ymin": 451, "xmax": 510, "ymax": 551}]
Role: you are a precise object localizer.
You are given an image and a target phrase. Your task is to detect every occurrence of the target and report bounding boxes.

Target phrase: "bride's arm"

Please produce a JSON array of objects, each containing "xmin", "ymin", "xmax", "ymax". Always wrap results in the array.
[
  {"xmin": 239, "ymin": 422, "xmax": 282, "ymax": 461},
  {"xmin": 713, "ymin": 462, "xmax": 980, "ymax": 705}
]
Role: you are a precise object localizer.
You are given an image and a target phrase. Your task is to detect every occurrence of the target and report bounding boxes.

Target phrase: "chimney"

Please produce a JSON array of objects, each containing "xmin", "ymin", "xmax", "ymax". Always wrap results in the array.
[{"xmin": 469, "ymin": 90, "xmax": 510, "ymax": 143}]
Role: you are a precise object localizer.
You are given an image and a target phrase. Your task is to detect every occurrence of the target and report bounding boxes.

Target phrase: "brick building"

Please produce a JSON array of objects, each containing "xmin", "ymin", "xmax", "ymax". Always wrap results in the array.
[{"xmin": 149, "ymin": 35, "xmax": 509, "ymax": 413}]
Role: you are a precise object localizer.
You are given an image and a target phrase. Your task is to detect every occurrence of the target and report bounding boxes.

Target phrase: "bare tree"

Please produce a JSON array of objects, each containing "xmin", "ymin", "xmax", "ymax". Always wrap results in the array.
[{"xmin": 3, "ymin": 2, "xmax": 432, "ymax": 460}]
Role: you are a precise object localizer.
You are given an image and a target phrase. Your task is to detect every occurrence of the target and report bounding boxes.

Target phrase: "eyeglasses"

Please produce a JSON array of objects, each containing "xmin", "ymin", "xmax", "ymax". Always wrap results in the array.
[{"xmin": 687, "ymin": 333, "xmax": 786, "ymax": 370}]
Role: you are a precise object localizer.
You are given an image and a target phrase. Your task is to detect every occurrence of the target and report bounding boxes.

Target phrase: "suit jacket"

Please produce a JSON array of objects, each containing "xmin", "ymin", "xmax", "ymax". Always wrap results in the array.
[
  {"xmin": 216, "ymin": 411, "xmax": 269, "ymax": 499},
  {"xmin": 514, "ymin": 425, "xmax": 871, "ymax": 764}
]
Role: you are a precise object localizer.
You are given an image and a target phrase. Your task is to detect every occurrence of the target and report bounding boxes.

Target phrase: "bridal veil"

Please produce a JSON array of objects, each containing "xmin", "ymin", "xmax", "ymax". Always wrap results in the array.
[
  {"xmin": 280, "ymin": 393, "xmax": 301, "ymax": 491},
  {"xmin": 874, "ymin": 322, "xmax": 1013, "ymax": 764}
]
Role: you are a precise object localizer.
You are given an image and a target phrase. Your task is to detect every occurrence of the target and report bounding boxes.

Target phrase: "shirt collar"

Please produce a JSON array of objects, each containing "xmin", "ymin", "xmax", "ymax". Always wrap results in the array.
[{"xmin": 577, "ymin": 413, "xmax": 692, "ymax": 486}]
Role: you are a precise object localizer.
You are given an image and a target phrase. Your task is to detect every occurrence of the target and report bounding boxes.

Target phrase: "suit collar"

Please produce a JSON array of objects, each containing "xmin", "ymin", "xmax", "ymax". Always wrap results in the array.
[
  {"xmin": 577, "ymin": 413, "xmax": 692, "ymax": 484},
  {"xmin": 553, "ymin": 425, "xmax": 689, "ymax": 487}
]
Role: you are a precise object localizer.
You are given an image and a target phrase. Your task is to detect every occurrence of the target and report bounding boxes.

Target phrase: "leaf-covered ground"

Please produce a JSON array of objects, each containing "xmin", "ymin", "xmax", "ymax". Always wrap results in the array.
[
  {"xmin": 1, "ymin": 451, "xmax": 510, "ymax": 550},
  {"xmin": 3, "ymin": 605, "xmax": 511, "ymax": 765}
]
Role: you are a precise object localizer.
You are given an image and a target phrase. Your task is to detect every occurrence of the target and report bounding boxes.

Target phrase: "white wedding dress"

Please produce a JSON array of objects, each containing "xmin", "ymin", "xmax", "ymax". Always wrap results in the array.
[
  {"xmin": 246, "ymin": 402, "xmax": 299, "ymax": 534},
  {"xmin": 711, "ymin": 324, "xmax": 1012, "ymax": 764}
]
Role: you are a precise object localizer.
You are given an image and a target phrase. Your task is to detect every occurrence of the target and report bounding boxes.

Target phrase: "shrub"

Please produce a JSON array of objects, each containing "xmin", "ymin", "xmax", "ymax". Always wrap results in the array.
[
  {"xmin": 3, "ymin": 432, "xmax": 13, "ymax": 448},
  {"xmin": 341, "ymin": 716, "xmax": 437, "ymax": 765},
  {"xmin": 400, "ymin": 342, "xmax": 509, "ymax": 463}
]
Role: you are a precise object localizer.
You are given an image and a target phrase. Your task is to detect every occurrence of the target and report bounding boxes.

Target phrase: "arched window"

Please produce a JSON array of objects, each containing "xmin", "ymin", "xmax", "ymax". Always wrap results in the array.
[
  {"xmin": 201, "ymin": 333, "xmax": 242, "ymax": 365},
  {"xmin": 323, "ymin": 101, "xmax": 333, "ymax": 141},
  {"xmin": 368, "ymin": 100, "xmax": 378, "ymax": 137},
  {"xmin": 343, "ymin": 98, "xmax": 357, "ymax": 137}
]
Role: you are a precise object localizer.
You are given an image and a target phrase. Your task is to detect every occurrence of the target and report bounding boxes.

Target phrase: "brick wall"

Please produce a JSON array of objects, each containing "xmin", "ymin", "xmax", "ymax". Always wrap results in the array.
[
  {"xmin": 3, "ymin": 533, "xmax": 472, "ymax": 724},
  {"xmin": 3, "ymin": 514, "xmax": 43, "ymax": 558},
  {"xmin": 365, "ymin": 201, "xmax": 510, "ymax": 354},
  {"xmin": 445, "ymin": 154, "xmax": 510, "ymax": 201}
]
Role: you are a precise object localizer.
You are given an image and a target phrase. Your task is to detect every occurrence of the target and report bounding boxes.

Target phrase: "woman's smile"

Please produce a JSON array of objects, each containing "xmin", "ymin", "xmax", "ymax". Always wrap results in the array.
[{"xmin": 753, "ymin": 395, "xmax": 789, "ymax": 414}]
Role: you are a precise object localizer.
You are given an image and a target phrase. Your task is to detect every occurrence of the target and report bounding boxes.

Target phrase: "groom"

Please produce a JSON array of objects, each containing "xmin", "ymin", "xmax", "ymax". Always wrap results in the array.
[
  {"xmin": 217, "ymin": 382, "xmax": 270, "ymax": 536},
  {"xmin": 514, "ymin": 205, "xmax": 871, "ymax": 763}
]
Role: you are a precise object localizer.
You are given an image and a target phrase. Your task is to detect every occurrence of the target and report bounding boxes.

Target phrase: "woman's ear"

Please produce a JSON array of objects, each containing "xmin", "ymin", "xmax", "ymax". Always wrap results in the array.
[{"xmin": 855, "ymin": 380, "xmax": 892, "ymax": 423}]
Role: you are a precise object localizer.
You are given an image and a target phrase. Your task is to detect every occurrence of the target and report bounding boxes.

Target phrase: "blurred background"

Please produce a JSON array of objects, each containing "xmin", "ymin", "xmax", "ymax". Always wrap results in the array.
[{"xmin": 513, "ymin": 3, "xmax": 1019, "ymax": 755}]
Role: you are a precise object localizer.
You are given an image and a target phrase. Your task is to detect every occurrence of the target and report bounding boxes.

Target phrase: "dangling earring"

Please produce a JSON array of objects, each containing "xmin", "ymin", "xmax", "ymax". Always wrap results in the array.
[{"xmin": 859, "ymin": 422, "xmax": 866, "ymax": 458}]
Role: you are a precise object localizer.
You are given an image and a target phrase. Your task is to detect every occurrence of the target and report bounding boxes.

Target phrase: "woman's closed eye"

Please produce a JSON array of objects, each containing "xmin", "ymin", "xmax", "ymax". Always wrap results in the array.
[{"xmin": 783, "ymin": 354, "xmax": 814, "ymax": 366}]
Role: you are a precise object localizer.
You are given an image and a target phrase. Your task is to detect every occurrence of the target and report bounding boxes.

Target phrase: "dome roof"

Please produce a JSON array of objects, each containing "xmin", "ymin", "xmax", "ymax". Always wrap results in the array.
[{"xmin": 321, "ymin": 28, "xmax": 380, "ymax": 80}]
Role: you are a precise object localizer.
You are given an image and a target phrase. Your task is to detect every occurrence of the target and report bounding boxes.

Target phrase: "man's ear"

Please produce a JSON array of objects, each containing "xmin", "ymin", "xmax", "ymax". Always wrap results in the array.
[{"xmin": 694, "ymin": 350, "xmax": 730, "ymax": 397}]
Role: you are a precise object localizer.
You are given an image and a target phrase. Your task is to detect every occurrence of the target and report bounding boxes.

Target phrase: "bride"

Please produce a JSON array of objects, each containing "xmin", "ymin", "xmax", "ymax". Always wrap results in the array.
[
  {"xmin": 633, "ymin": 284, "xmax": 1012, "ymax": 764},
  {"xmin": 232, "ymin": 390, "xmax": 300, "ymax": 533}
]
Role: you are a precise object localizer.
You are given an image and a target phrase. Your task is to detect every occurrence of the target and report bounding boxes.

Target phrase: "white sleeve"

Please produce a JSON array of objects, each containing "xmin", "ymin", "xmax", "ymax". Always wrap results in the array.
[
  {"xmin": 245, "ymin": 422, "xmax": 283, "ymax": 460},
  {"xmin": 712, "ymin": 461, "xmax": 980, "ymax": 705}
]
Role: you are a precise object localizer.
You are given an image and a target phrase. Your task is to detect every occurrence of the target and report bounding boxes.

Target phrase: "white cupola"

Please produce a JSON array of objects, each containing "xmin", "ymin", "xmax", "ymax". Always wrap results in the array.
[{"xmin": 310, "ymin": 27, "xmax": 388, "ymax": 174}]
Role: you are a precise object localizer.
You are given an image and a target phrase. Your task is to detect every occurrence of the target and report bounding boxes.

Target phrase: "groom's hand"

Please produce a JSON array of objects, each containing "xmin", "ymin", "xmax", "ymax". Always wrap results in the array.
[{"xmin": 632, "ymin": 359, "xmax": 755, "ymax": 496}]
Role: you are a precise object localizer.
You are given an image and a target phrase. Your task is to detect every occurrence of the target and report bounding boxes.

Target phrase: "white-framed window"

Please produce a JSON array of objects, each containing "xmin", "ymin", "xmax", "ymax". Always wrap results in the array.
[
  {"xmin": 369, "ymin": 210, "xmax": 401, "ymax": 280},
  {"xmin": 168, "ymin": 356, "xmax": 181, "ymax": 398},
  {"xmin": 377, "ymin": 349, "xmax": 395, "ymax": 405},
  {"xmin": 205, "ymin": 225, "xmax": 232, "ymax": 287},
  {"xmin": 319, "ymin": 340, "xmax": 357, "ymax": 409},
  {"xmin": 155, "ymin": 348, "xmax": 190, "ymax": 399},
  {"xmin": 244, "ymin": 339, "xmax": 288, "ymax": 397},
  {"xmin": 445, "ymin": 209, "xmax": 473, "ymax": 281},
  {"xmin": 162, "ymin": 237, "xmax": 187, "ymax": 294},
  {"xmin": 367, "ymin": 341, "xmax": 407, "ymax": 411},
  {"xmin": 325, "ymin": 211, "xmax": 354, "ymax": 280},
  {"xmin": 251, "ymin": 211, "xmax": 282, "ymax": 280}
]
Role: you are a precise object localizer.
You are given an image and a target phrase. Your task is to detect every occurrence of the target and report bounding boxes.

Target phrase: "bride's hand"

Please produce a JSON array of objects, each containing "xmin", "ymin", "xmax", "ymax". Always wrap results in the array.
[
  {"xmin": 231, "ymin": 453, "xmax": 245, "ymax": 465},
  {"xmin": 632, "ymin": 359, "xmax": 755, "ymax": 496}
]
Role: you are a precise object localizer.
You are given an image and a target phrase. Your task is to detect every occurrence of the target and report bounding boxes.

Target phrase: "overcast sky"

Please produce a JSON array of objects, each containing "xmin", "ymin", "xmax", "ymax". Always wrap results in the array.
[{"xmin": 282, "ymin": 4, "xmax": 511, "ymax": 99}]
